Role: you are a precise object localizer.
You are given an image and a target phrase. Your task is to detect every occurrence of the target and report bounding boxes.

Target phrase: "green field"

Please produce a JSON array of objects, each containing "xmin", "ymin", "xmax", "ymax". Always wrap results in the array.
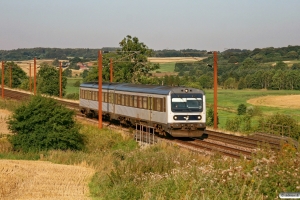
[
  {"xmin": 65, "ymin": 77, "xmax": 82, "ymax": 94},
  {"xmin": 154, "ymin": 62, "xmax": 175, "ymax": 72},
  {"xmin": 205, "ymin": 89, "xmax": 300, "ymax": 129}
]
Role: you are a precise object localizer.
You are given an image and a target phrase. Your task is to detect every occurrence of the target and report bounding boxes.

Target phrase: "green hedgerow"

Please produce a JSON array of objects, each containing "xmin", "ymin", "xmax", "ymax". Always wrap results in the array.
[{"xmin": 7, "ymin": 95, "xmax": 84, "ymax": 152}]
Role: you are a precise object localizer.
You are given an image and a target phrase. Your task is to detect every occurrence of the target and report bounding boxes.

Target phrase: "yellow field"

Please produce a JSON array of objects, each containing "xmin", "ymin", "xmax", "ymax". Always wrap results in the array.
[
  {"xmin": 148, "ymin": 57, "xmax": 206, "ymax": 63},
  {"xmin": 247, "ymin": 95, "xmax": 300, "ymax": 109},
  {"xmin": 0, "ymin": 159, "xmax": 94, "ymax": 199}
]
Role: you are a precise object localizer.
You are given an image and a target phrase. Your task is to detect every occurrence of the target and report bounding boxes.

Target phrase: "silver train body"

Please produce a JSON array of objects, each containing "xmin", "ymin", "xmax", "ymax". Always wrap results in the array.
[{"xmin": 79, "ymin": 82, "xmax": 206, "ymax": 137}]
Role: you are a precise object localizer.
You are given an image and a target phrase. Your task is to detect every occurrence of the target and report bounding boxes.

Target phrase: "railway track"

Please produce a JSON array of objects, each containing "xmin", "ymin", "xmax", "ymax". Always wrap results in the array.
[{"xmin": 1, "ymin": 87, "xmax": 291, "ymax": 159}]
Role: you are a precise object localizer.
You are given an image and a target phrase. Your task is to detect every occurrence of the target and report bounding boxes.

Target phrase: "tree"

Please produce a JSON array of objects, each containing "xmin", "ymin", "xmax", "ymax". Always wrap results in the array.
[
  {"xmin": 241, "ymin": 58, "xmax": 257, "ymax": 69},
  {"xmin": 63, "ymin": 68, "xmax": 72, "ymax": 77},
  {"xmin": 8, "ymin": 95, "xmax": 84, "ymax": 152},
  {"xmin": 117, "ymin": 35, "xmax": 159, "ymax": 83},
  {"xmin": 52, "ymin": 58, "xmax": 59, "ymax": 66},
  {"xmin": 274, "ymin": 61, "xmax": 288, "ymax": 70},
  {"xmin": 84, "ymin": 35, "xmax": 159, "ymax": 83},
  {"xmin": 37, "ymin": 63, "xmax": 67, "ymax": 96},
  {"xmin": 3, "ymin": 62, "xmax": 27, "ymax": 88},
  {"xmin": 198, "ymin": 74, "xmax": 213, "ymax": 89}
]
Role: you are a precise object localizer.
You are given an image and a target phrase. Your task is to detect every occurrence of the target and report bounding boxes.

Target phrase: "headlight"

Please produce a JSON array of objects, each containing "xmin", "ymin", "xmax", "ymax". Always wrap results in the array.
[
  {"xmin": 173, "ymin": 116, "xmax": 177, "ymax": 120},
  {"xmin": 198, "ymin": 115, "xmax": 202, "ymax": 120}
]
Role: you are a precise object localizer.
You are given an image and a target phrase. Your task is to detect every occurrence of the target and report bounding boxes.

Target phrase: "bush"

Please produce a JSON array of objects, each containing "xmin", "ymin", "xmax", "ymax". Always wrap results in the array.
[
  {"xmin": 237, "ymin": 104, "xmax": 247, "ymax": 115},
  {"xmin": 73, "ymin": 80, "xmax": 81, "ymax": 87},
  {"xmin": 7, "ymin": 95, "xmax": 84, "ymax": 152},
  {"xmin": 258, "ymin": 113, "xmax": 300, "ymax": 139},
  {"xmin": 65, "ymin": 93, "xmax": 79, "ymax": 100}
]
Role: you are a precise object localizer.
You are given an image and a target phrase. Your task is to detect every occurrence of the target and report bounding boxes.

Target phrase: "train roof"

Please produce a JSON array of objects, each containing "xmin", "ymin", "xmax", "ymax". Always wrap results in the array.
[{"xmin": 80, "ymin": 82, "xmax": 204, "ymax": 95}]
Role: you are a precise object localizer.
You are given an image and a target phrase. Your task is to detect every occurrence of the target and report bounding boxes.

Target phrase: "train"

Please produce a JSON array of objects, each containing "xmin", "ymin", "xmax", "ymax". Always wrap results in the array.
[{"xmin": 79, "ymin": 82, "xmax": 206, "ymax": 137}]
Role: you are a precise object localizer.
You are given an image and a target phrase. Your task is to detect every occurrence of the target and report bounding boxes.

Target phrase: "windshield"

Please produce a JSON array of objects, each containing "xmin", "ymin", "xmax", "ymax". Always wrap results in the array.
[{"xmin": 171, "ymin": 94, "xmax": 203, "ymax": 112}]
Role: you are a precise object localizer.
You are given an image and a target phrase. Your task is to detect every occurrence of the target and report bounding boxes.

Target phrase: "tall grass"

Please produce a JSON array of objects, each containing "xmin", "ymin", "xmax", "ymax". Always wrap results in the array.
[{"xmin": 1, "ymin": 119, "xmax": 299, "ymax": 199}]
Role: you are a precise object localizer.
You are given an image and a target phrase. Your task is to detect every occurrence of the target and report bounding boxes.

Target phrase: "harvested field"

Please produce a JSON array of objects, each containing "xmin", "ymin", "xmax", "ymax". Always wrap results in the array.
[
  {"xmin": 247, "ymin": 95, "xmax": 300, "ymax": 109},
  {"xmin": 0, "ymin": 159, "xmax": 95, "ymax": 200},
  {"xmin": 148, "ymin": 57, "xmax": 206, "ymax": 63}
]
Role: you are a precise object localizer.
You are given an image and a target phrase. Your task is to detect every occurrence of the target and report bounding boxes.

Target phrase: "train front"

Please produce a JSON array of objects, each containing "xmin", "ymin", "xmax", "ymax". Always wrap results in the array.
[{"xmin": 167, "ymin": 87, "xmax": 206, "ymax": 137}]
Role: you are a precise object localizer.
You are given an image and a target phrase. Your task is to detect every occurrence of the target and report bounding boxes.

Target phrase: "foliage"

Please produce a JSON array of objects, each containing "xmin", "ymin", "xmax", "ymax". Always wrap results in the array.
[
  {"xmin": 84, "ymin": 35, "xmax": 159, "ymax": 83},
  {"xmin": 237, "ymin": 104, "xmax": 247, "ymax": 115},
  {"xmin": 65, "ymin": 93, "xmax": 79, "ymax": 100},
  {"xmin": 7, "ymin": 95, "xmax": 84, "ymax": 152},
  {"xmin": 258, "ymin": 113, "xmax": 300, "ymax": 140},
  {"xmin": 63, "ymin": 68, "xmax": 72, "ymax": 77},
  {"xmin": 206, "ymin": 107, "xmax": 219, "ymax": 127},
  {"xmin": 52, "ymin": 58, "xmax": 59, "ymax": 66},
  {"xmin": 37, "ymin": 63, "xmax": 67, "ymax": 96},
  {"xmin": 1, "ymin": 62, "xmax": 27, "ymax": 88}
]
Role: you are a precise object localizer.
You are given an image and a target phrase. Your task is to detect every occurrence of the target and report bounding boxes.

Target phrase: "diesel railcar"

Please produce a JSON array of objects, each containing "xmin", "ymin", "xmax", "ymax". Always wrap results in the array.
[{"xmin": 79, "ymin": 82, "xmax": 206, "ymax": 137}]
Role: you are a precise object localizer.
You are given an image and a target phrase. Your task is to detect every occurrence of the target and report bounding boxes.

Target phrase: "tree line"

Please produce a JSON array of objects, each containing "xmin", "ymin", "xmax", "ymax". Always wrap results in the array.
[{"xmin": 1, "ymin": 36, "xmax": 300, "ymax": 99}]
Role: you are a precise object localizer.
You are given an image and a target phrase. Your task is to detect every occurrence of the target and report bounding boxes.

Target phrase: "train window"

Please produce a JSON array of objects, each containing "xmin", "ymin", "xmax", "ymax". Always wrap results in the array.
[
  {"xmin": 142, "ymin": 97, "xmax": 147, "ymax": 109},
  {"xmin": 163, "ymin": 97, "xmax": 166, "ymax": 112},
  {"xmin": 121, "ymin": 94, "xmax": 125, "ymax": 105},
  {"xmin": 133, "ymin": 96, "xmax": 138, "ymax": 107},
  {"xmin": 153, "ymin": 98, "xmax": 163, "ymax": 112},
  {"xmin": 92, "ymin": 91, "xmax": 96, "ymax": 101},
  {"xmin": 148, "ymin": 97, "xmax": 152, "ymax": 110},
  {"xmin": 130, "ymin": 95, "xmax": 134, "ymax": 107},
  {"xmin": 117, "ymin": 94, "xmax": 121, "ymax": 105},
  {"xmin": 124, "ymin": 95, "xmax": 128, "ymax": 106},
  {"xmin": 138, "ymin": 96, "xmax": 142, "ymax": 108},
  {"xmin": 103, "ymin": 92, "xmax": 106, "ymax": 102},
  {"xmin": 109, "ymin": 92, "xmax": 113, "ymax": 103}
]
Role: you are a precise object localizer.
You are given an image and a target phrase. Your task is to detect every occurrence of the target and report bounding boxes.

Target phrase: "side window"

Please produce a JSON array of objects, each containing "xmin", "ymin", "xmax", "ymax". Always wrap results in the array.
[
  {"xmin": 153, "ymin": 98, "xmax": 163, "ymax": 112},
  {"xmin": 138, "ymin": 96, "xmax": 142, "ymax": 108},
  {"xmin": 121, "ymin": 94, "xmax": 125, "ymax": 105},
  {"xmin": 142, "ymin": 97, "xmax": 147, "ymax": 109},
  {"xmin": 148, "ymin": 97, "xmax": 152, "ymax": 110},
  {"xmin": 134, "ymin": 96, "xmax": 138, "ymax": 107},
  {"xmin": 125, "ymin": 95, "xmax": 129, "ymax": 106},
  {"xmin": 117, "ymin": 93, "xmax": 121, "ymax": 105},
  {"xmin": 130, "ymin": 95, "xmax": 134, "ymax": 107},
  {"xmin": 103, "ymin": 92, "xmax": 107, "ymax": 102},
  {"xmin": 109, "ymin": 92, "xmax": 113, "ymax": 103}
]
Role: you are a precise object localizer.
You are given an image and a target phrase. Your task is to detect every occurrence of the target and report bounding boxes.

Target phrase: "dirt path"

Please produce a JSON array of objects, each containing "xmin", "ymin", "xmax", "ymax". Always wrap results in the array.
[{"xmin": 247, "ymin": 95, "xmax": 300, "ymax": 109}]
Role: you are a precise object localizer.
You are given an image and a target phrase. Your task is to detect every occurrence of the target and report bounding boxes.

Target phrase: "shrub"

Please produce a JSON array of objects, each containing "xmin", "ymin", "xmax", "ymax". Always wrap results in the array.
[
  {"xmin": 7, "ymin": 95, "xmax": 84, "ymax": 152},
  {"xmin": 65, "ymin": 93, "xmax": 79, "ymax": 100},
  {"xmin": 225, "ymin": 117, "xmax": 241, "ymax": 132},
  {"xmin": 237, "ymin": 104, "xmax": 247, "ymax": 115},
  {"xmin": 258, "ymin": 113, "xmax": 300, "ymax": 139},
  {"xmin": 73, "ymin": 80, "xmax": 81, "ymax": 87}
]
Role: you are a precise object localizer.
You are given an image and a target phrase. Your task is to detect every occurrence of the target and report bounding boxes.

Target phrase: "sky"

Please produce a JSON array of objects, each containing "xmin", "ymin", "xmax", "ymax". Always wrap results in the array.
[{"xmin": 0, "ymin": 0, "xmax": 299, "ymax": 52}]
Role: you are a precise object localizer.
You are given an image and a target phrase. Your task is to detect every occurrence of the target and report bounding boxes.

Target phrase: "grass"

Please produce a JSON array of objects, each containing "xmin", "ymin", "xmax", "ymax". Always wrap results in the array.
[
  {"xmin": 154, "ymin": 62, "xmax": 175, "ymax": 72},
  {"xmin": 1, "ymin": 122, "xmax": 299, "ymax": 199},
  {"xmin": 205, "ymin": 89, "xmax": 300, "ymax": 129},
  {"xmin": 65, "ymin": 77, "xmax": 82, "ymax": 94},
  {"xmin": 0, "ymin": 97, "xmax": 299, "ymax": 199}
]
